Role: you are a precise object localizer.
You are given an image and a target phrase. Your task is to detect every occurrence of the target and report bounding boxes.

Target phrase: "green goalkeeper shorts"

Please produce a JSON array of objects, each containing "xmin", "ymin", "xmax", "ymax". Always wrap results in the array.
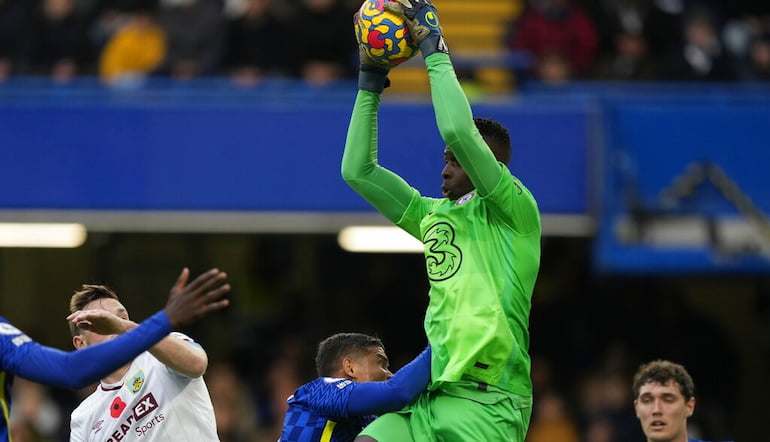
[{"xmin": 358, "ymin": 379, "xmax": 532, "ymax": 442}]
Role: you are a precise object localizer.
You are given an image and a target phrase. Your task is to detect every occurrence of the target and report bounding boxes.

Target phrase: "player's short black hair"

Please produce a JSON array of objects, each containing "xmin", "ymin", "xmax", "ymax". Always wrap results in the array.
[
  {"xmin": 315, "ymin": 332, "xmax": 384, "ymax": 377},
  {"xmin": 474, "ymin": 117, "xmax": 511, "ymax": 165},
  {"xmin": 632, "ymin": 359, "xmax": 696, "ymax": 400}
]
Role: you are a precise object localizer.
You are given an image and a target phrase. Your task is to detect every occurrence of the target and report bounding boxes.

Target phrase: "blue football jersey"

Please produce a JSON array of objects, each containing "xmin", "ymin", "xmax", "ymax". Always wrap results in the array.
[
  {"xmin": 280, "ymin": 377, "xmax": 376, "ymax": 442},
  {"xmin": 0, "ymin": 311, "xmax": 174, "ymax": 442},
  {"xmin": 0, "ymin": 316, "xmax": 33, "ymax": 442}
]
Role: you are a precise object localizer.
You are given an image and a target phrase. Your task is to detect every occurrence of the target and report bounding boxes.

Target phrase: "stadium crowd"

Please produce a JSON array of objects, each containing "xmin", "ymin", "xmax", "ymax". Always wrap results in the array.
[{"xmin": 0, "ymin": 0, "xmax": 769, "ymax": 86}]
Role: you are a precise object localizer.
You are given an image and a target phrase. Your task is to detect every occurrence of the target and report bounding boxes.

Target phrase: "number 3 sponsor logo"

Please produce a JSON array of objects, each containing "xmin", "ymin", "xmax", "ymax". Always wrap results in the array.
[{"xmin": 424, "ymin": 222, "xmax": 462, "ymax": 281}]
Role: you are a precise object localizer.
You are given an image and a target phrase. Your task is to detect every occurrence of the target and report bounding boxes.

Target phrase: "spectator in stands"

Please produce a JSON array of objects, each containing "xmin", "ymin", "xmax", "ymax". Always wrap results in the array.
[
  {"xmin": 586, "ymin": 0, "xmax": 644, "ymax": 57},
  {"xmin": 80, "ymin": 0, "xmax": 136, "ymax": 54},
  {"xmin": 587, "ymin": 0, "xmax": 675, "ymax": 60},
  {"xmin": 223, "ymin": 0, "xmax": 288, "ymax": 87},
  {"xmin": 593, "ymin": 30, "xmax": 660, "ymax": 80},
  {"xmin": 206, "ymin": 362, "xmax": 263, "ymax": 442},
  {"xmin": 0, "ymin": 0, "xmax": 28, "ymax": 81},
  {"xmin": 663, "ymin": 9, "xmax": 736, "ymax": 81},
  {"xmin": 156, "ymin": 0, "xmax": 226, "ymax": 79},
  {"xmin": 744, "ymin": 34, "xmax": 770, "ymax": 80},
  {"xmin": 580, "ymin": 370, "xmax": 644, "ymax": 441},
  {"xmin": 284, "ymin": 0, "xmax": 357, "ymax": 86},
  {"xmin": 535, "ymin": 51, "xmax": 573, "ymax": 84},
  {"xmin": 27, "ymin": 0, "xmax": 92, "ymax": 81},
  {"xmin": 525, "ymin": 389, "xmax": 580, "ymax": 442},
  {"xmin": 722, "ymin": 10, "xmax": 770, "ymax": 80},
  {"xmin": 264, "ymin": 335, "xmax": 307, "ymax": 440},
  {"xmin": 98, "ymin": 4, "xmax": 167, "ymax": 86},
  {"xmin": 507, "ymin": 0, "xmax": 599, "ymax": 78},
  {"xmin": 582, "ymin": 415, "xmax": 616, "ymax": 442},
  {"xmin": 10, "ymin": 378, "xmax": 66, "ymax": 441}
]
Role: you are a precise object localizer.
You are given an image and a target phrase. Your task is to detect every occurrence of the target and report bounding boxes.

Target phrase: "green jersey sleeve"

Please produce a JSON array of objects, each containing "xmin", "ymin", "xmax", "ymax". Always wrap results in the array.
[
  {"xmin": 341, "ymin": 90, "xmax": 420, "ymax": 225},
  {"xmin": 425, "ymin": 53, "xmax": 539, "ymax": 235},
  {"xmin": 426, "ymin": 53, "xmax": 502, "ymax": 196}
]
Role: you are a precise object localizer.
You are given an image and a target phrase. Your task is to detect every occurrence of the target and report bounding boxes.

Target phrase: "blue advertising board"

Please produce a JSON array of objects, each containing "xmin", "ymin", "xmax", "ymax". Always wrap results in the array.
[
  {"xmin": 594, "ymin": 93, "xmax": 770, "ymax": 273},
  {"xmin": 0, "ymin": 80, "xmax": 590, "ymax": 216}
]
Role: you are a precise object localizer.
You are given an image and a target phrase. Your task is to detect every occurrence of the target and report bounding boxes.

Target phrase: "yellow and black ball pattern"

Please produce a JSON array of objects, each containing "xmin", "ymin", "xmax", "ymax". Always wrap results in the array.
[{"xmin": 354, "ymin": 0, "xmax": 419, "ymax": 67}]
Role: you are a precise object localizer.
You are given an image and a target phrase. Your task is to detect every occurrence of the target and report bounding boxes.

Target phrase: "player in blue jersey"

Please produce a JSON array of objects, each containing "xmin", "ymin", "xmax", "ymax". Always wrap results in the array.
[
  {"xmin": 0, "ymin": 267, "xmax": 230, "ymax": 442},
  {"xmin": 633, "ymin": 359, "xmax": 734, "ymax": 442},
  {"xmin": 280, "ymin": 333, "xmax": 430, "ymax": 442}
]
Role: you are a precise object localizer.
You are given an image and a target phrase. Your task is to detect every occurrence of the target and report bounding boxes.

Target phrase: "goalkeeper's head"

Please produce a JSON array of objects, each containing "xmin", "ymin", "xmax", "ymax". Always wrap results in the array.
[
  {"xmin": 474, "ymin": 117, "xmax": 511, "ymax": 166},
  {"xmin": 440, "ymin": 117, "xmax": 513, "ymax": 201}
]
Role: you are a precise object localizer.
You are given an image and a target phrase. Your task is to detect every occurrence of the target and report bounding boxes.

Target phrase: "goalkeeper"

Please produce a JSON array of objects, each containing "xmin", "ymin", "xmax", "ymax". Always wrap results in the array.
[{"xmin": 341, "ymin": 1, "xmax": 542, "ymax": 441}]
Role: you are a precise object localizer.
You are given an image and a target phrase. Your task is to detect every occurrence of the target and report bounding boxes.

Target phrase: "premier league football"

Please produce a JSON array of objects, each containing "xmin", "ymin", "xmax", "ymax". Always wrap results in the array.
[{"xmin": 354, "ymin": 0, "xmax": 419, "ymax": 67}]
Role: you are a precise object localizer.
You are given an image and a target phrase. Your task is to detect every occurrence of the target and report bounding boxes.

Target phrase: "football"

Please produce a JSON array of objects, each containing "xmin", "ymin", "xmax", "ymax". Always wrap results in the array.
[{"xmin": 354, "ymin": 0, "xmax": 419, "ymax": 67}]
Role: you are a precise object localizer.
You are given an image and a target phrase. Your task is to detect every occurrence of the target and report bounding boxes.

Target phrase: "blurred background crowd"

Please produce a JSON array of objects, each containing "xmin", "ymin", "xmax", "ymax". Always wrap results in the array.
[{"xmin": 0, "ymin": 0, "xmax": 769, "ymax": 88}]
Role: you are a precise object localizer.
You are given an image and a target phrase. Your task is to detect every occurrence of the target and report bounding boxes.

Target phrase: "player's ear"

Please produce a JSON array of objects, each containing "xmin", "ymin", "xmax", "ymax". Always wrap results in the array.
[
  {"xmin": 686, "ymin": 397, "xmax": 695, "ymax": 417},
  {"xmin": 72, "ymin": 334, "xmax": 86, "ymax": 350},
  {"xmin": 342, "ymin": 357, "xmax": 355, "ymax": 378}
]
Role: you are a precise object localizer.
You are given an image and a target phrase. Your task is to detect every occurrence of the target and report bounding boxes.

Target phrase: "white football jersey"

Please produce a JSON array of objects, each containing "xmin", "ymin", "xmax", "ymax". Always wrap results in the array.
[{"xmin": 70, "ymin": 333, "xmax": 219, "ymax": 441}]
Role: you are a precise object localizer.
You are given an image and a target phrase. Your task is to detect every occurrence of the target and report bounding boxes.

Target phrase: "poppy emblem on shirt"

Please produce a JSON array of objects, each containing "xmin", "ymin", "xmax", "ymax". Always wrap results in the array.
[
  {"xmin": 110, "ymin": 397, "xmax": 127, "ymax": 418},
  {"xmin": 127, "ymin": 371, "xmax": 145, "ymax": 394}
]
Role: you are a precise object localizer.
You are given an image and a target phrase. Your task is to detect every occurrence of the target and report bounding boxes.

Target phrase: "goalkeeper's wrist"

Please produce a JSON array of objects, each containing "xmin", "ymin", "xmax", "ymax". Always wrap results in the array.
[
  {"xmin": 418, "ymin": 34, "xmax": 449, "ymax": 59},
  {"xmin": 358, "ymin": 65, "xmax": 390, "ymax": 93}
]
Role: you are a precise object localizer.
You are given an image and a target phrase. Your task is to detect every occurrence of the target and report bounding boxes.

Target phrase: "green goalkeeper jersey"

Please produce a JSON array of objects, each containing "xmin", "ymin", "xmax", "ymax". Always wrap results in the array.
[{"xmin": 342, "ymin": 54, "xmax": 541, "ymax": 396}]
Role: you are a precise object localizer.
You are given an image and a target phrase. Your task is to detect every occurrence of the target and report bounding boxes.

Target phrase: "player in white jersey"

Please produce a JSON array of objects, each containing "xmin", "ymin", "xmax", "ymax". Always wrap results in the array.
[
  {"xmin": 70, "ymin": 334, "xmax": 217, "ymax": 441},
  {"xmin": 67, "ymin": 283, "xmax": 219, "ymax": 441}
]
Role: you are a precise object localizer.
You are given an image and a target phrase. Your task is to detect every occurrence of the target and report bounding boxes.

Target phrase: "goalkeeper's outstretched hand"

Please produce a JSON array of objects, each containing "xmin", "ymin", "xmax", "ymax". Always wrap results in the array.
[
  {"xmin": 355, "ymin": 11, "xmax": 391, "ymax": 93},
  {"xmin": 384, "ymin": 0, "xmax": 449, "ymax": 57}
]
